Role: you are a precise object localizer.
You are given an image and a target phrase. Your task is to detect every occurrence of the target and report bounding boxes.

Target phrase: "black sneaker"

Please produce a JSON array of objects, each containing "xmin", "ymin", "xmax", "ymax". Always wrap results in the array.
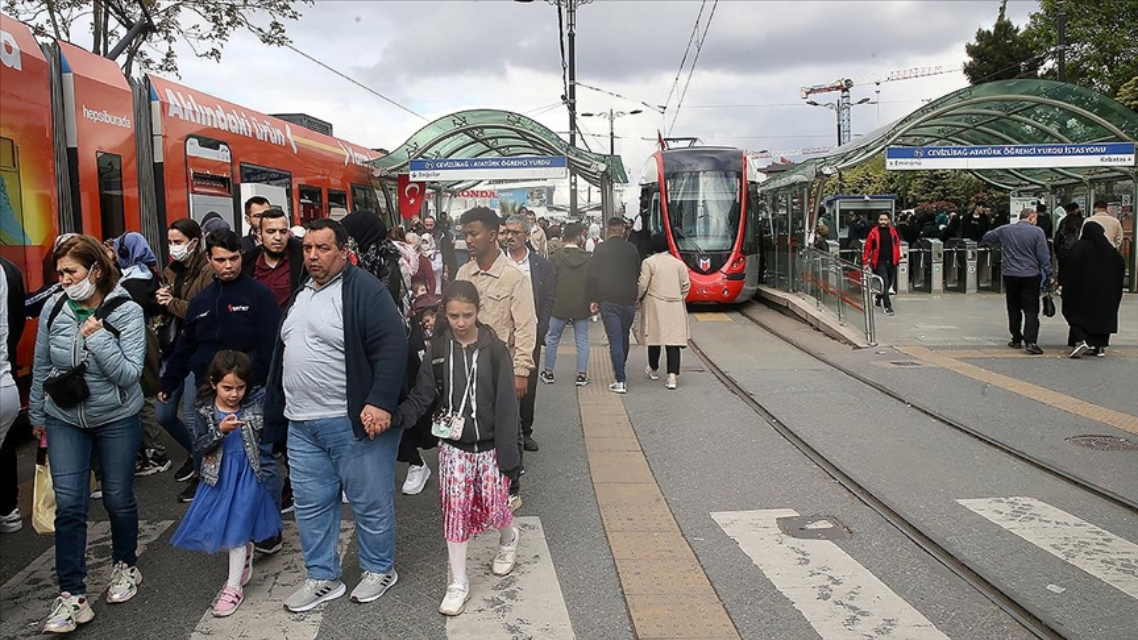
[
  {"xmin": 178, "ymin": 478, "xmax": 199, "ymax": 503},
  {"xmin": 135, "ymin": 449, "xmax": 171, "ymax": 477},
  {"xmin": 1025, "ymin": 343, "xmax": 1044, "ymax": 355},
  {"xmin": 523, "ymin": 436, "xmax": 539, "ymax": 452},
  {"xmin": 1007, "ymin": 340, "xmax": 1023, "ymax": 349},
  {"xmin": 884, "ymin": 308, "xmax": 895, "ymax": 316},
  {"xmin": 1094, "ymin": 347, "xmax": 1106, "ymax": 358},
  {"xmin": 280, "ymin": 491, "xmax": 295, "ymax": 515},
  {"xmin": 539, "ymin": 370, "xmax": 555, "ymax": 385},
  {"xmin": 575, "ymin": 373, "xmax": 589, "ymax": 387},
  {"xmin": 174, "ymin": 458, "xmax": 196, "ymax": 483},
  {"xmin": 254, "ymin": 534, "xmax": 283, "ymax": 555}
]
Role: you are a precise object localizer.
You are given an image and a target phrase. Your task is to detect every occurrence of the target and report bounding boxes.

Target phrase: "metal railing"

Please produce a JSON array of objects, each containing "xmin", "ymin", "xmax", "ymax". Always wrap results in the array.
[{"xmin": 796, "ymin": 247, "xmax": 881, "ymax": 345}]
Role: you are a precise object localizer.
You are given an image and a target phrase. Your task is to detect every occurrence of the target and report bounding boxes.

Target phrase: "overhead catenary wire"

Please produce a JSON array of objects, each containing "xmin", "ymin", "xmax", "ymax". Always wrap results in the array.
[
  {"xmin": 668, "ymin": 0, "xmax": 719, "ymax": 136},
  {"xmin": 555, "ymin": 1, "xmax": 570, "ymax": 107},
  {"xmin": 663, "ymin": 0, "xmax": 707, "ymax": 112},
  {"xmin": 573, "ymin": 80, "xmax": 665, "ymax": 113},
  {"xmin": 281, "ymin": 42, "xmax": 427, "ymax": 121}
]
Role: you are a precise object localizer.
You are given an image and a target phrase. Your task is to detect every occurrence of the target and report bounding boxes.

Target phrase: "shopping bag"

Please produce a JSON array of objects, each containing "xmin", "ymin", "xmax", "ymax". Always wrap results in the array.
[
  {"xmin": 32, "ymin": 438, "xmax": 56, "ymax": 535},
  {"xmin": 1042, "ymin": 293, "xmax": 1056, "ymax": 318}
]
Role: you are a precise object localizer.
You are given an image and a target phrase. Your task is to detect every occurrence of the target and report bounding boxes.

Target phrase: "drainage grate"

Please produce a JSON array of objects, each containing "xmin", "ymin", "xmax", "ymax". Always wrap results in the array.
[
  {"xmin": 1066, "ymin": 435, "xmax": 1138, "ymax": 452},
  {"xmin": 777, "ymin": 515, "xmax": 851, "ymax": 540}
]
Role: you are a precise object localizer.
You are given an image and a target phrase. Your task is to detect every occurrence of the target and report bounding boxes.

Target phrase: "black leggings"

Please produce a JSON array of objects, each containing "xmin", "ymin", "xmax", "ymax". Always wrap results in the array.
[{"xmin": 648, "ymin": 346, "xmax": 681, "ymax": 375}]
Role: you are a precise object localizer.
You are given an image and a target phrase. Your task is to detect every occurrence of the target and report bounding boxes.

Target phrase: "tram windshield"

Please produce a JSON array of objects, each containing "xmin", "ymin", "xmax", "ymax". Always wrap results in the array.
[{"xmin": 665, "ymin": 170, "xmax": 741, "ymax": 252}]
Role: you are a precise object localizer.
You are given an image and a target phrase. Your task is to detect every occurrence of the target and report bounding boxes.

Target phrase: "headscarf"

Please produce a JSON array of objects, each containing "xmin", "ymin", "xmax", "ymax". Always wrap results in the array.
[
  {"xmin": 1080, "ymin": 218, "xmax": 1114, "ymax": 254},
  {"xmin": 113, "ymin": 231, "xmax": 158, "ymax": 269},
  {"xmin": 588, "ymin": 223, "xmax": 601, "ymax": 241},
  {"xmin": 200, "ymin": 212, "xmax": 230, "ymax": 237},
  {"xmin": 290, "ymin": 225, "xmax": 307, "ymax": 238},
  {"xmin": 419, "ymin": 233, "xmax": 437, "ymax": 255},
  {"xmin": 649, "ymin": 232, "xmax": 669, "ymax": 255},
  {"xmin": 341, "ymin": 210, "xmax": 387, "ymax": 253}
]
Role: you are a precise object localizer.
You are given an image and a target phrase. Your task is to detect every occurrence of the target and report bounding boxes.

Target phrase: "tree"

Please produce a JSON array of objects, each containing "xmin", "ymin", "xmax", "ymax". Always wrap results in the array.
[
  {"xmin": 3, "ymin": 0, "xmax": 311, "ymax": 77},
  {"xmin": 1115, "ymin": 75, "xmax": 1138, "ymax": 111},
  {"xmin": 963, "ymin": 0, "xmax": 1041, "ymax": 85},
  {"xmin": 1022, "ymin": 0, "xmax": 1138, "ymax": 99}
]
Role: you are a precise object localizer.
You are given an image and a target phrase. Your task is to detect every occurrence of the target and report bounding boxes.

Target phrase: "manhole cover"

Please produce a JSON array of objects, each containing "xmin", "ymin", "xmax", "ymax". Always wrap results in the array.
[
  {"xmin": 889, "ymin": 360, "xmax": 923, "ymax": 367},
  {"xmin": 777, "ymin": 515, "xmax": 851, "ymax": 540},
  {"xmin": 1066, "ymin": 435, "xmax": 1138, "ymax": 452}
]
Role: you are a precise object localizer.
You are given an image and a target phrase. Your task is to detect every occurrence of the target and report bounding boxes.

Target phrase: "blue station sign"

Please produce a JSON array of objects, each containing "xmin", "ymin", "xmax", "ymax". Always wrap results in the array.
[
  {"xmin": 408, "ymin": 156, "xmax": 569, "ymax": 181},
  {"xmin": 885, "ymin": 143, "xmax": 1136, "ymax": 170}
]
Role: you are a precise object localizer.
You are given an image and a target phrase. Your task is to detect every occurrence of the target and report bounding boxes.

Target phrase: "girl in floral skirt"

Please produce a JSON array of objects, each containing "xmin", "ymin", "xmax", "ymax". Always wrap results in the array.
[
  {"xmin": 170, "ymin": 350, "xmax": 281, "ymax": 617},
  {"xmin": 397, "ymin": 280, "xmax": 522, "ymax": 616}
]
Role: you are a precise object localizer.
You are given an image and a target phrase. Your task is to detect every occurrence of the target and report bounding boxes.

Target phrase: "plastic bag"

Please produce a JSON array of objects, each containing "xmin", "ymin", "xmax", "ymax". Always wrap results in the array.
[{"xmin": 32, "ymin": 437, "xmax": 55, "ymax": 535}]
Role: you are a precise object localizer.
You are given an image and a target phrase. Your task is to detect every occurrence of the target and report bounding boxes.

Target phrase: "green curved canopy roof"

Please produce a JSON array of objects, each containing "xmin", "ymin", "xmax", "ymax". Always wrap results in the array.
[
  {"xmin": 759, "ymin": 79, "xmax": 1138, "ymax": 193},
  {"xmin": 370, "ymin": 109, "xmax": 628, "ymax": 188}
]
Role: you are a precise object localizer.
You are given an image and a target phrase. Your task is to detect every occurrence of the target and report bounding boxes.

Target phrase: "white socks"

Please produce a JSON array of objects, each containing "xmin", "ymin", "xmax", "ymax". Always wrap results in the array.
[
  {"xmin": 498, "ymin": 526, "xmax": 516, "ymax": 546},
  {"xmin": 227, "ymin": 545, "xmax": 247, "ymax": 588},
  {"xmin": 447, "ymin": 541, "xmax": 469, "ymax": 587}
]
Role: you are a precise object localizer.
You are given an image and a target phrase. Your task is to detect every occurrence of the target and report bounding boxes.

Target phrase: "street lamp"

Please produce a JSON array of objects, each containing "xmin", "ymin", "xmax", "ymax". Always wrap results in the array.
[
  {"xmin": 806, "ymin": 98, "xmax": 873, "ymax": 147},
  {"xmin": 580, "ymin": 109, "xmax": 644, "ymax": 155}
]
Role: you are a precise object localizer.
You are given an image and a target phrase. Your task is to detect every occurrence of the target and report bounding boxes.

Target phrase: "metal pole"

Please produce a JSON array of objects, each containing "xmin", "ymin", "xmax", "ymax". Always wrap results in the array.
[
  {"xmin": 1057, "ymin": 0, "xmax": 1067, "ymax": 83},
  {"xmin": 609, "ymin": 108, "xmax": 615, "ymax": 156},
  {"xmin": 1130, "ymin": 176, "xmax": 1138, "ymax": 293},
  {"xmin": 567, "ymin": 0, "xmax": 578, "ymax": 218}
]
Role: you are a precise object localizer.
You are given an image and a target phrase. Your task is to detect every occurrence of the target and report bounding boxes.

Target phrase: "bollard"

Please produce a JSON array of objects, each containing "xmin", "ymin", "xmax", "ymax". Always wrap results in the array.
[
  {"xmin": 920, "ymin": 238, "xmax": 944, "ymax": 293},
  {"xmin": 897, "ymin": 242, "xmax": 910, "ymax": 294}
]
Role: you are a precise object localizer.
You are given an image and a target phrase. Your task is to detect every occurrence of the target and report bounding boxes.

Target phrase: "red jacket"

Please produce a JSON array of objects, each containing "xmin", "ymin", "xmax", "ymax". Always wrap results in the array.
[{"xmin": 862, "ymin": 225, "xmax": 902, "ymax": 268}]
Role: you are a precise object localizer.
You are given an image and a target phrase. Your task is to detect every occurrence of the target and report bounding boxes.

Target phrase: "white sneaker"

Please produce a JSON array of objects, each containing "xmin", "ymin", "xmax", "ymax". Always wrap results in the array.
[
  {"xmin": 645, "ymin": 366, "xmax": 659, "ymax": 381},
  {"xmin": 402, "ymin": 463, "xmax": 431, "ymax": 495},
  {"xmin": 0, "ymin": 508, "xmax": 22, "ymax": 533},
  {"xmin": 90, "ymin": 485, "xmax": 103, "ymax": 500},
  {"xmin": 342, "ymin": 490, "xmax": 349, "ymax": 505},
  {"xmin": 492, "ymin": 528, "xmax": 520, "ymax": 576},
  {"xmin": 665, "ymin": 374, "xmax": 677, "ymax": 390},
  {"xmin": 43, "ymin": 592, "xmax": 94, "ymax": 634},
  {"xmin": 106, "ymin": 562, "xmax": 142, "ymax": 603},
  {"xmin": 1068, "ymin": 342, "xmax": 1089, "ymax": 359},
  {"xmin": 608, "ymin": 381, "xmax": 627, "ymax": 394},
  {"xmin": 438, "ymin": 582, "xmax": 470, "ymax": 616}
]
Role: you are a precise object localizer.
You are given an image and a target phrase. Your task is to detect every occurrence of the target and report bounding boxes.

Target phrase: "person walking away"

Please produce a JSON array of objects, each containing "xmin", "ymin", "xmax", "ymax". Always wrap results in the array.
[
  {"xmin": 425, "ymin": 215, "xmax": 459, "ymax": 288},
  {"xmin": 638, "ymin": 233, "xmax": 691, "ymax": 390},
  {"xmin": 242, "ymin": 207, "xmax": 306, "ymax": 308},
  {"xmin": 398, "ymin": 294, "xmax": 442, "ymax": 495},
  {"xmin": 0, "ymin": 256, "xmax": 25, "ymax": 533},
  {"xmin": 587, "ymin": 218, "xmax": 642, "ymax": 394},
  {"xmin": 501, "ymin": 215, "xmax": 554, "ymax": 453},
  {"xmin": 982, "ymin": 209, "xmax": 1052, "ymax": 355},
  {"xmin": 541, "ymin": 222, "xmax": 592, "ymax": 387},
  {"xmin": 240, "ymin": 196, "xmax": 272, "ymax": 253},
  {"xmin": 342, "ymin": 210, "xmax": 405, "ymax": 308},
  {"xmin": 1060, "ymin": 223, "xmax": 1125, "ymax": 358},
  {"xmin": 1054, "ymin": 202, "xmax": 1084, "ymax": 274},
  {"xmin": 29, "ymin": 235, "xmax": 147, "ymax": 634},
  {"xmin": 395, "ymin": 281, "xmax": 521, "ymax": 617},
  {"xmin": 159, "ymin": 230, "xmax": 282, "ymax": 516},
  {"xmin": 862, "ymin": 213, "xmax": 903, "ymax": 316},
  {"xmin": 1083, "ymin": 200, "xmax": 1124, "ymax": 250},
  {"xmin": 155, "ymin": 219, "xmax": 214, "ymax": 487},
  {"xmin": 263, "ymin": 219, "xmax": 408, "ymax": 612},
  {"xmin": 1035, "ymin": 202, "xmax": 1054, "ymax": 241},
  {"xmin": 170, "ymin": 351, "xmax": 282, "ymax": 617},
  {"xmin": 960, "ymin": 204, "xmax": 992, "ymax": 243},
  {"xmin": 112, "ymin": 233, "xmax": 170, "ymax": 477}
]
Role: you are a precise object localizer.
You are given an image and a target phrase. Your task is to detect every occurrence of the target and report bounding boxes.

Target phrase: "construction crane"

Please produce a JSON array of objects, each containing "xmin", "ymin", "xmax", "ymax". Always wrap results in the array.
[{"xmin": 800, "ymin": 64, "xmax": 964, "ymax": 146}]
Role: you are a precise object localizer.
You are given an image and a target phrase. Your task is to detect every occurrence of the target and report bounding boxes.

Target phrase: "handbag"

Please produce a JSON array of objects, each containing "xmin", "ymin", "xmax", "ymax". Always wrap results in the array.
[
  {"xmin": 42, "ymin": 361, "xmax": 90, "ymax": 408},
  {"xmin": 431, "ymin": 347, "xmax": 477, "ymax": 441},
  {"xmin": 155, "ymin": 313, "xmax": 182, "ymax": 358},
  {"xmin": 1042, "ymin": 292, "xmax": 1056, "ymax": 318},
  {"xmin": 32, "ymin": 436, "xmax": 55, "ymax": 535}
]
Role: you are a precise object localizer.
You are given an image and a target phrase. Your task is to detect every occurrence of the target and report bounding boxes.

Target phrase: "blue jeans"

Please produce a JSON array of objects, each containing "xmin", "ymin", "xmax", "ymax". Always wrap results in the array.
[
  {"xmin": 544, "ymin": 317, "xmax": 589, "ymax": 374},
  {"xmin": 600, "ymin": 302, "xmax": 636, "ymax": 383},
  {"xmin": 288, "ymin": 416, "xmax": 399, "ymax": 580},
  {"xmin": 47, "ymin": 415, "xmax": 141, "ymax": 594},
  {"xmin": 156, "ymin": 368, "xmax": 197, "ymax": 463}
]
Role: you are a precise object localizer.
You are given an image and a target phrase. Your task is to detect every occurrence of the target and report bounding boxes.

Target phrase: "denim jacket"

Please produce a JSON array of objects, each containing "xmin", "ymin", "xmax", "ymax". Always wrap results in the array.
[{"xmin": 194, "ymin": 394, "xmax": 269, "ymax": 487}]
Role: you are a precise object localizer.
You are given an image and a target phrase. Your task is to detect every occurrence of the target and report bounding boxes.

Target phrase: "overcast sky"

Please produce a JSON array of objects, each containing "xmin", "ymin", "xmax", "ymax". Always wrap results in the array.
[{"xmin": 164, "ymin": 0, "xmax": 1038, "ymax": 190}]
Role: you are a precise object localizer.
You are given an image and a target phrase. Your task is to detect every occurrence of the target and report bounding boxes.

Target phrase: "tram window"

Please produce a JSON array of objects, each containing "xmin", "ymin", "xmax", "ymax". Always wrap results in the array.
[
  {"xmin": 239, "ymin": 163, "xmax": 292, "ymax": 191},
  {"xmin": 96, "ymin": 151, "xmax": 126, "ymax": 239},
  {"xmin": 650, "ymin": 192, "xmax": 662, "ymax": 233},
  {"xmin": 351, "ymin": 184, "xmax": 380, "ymax": 212},
  {"xmin": 328, "ymin": 189, "xmax": 348, "ymax": 219},
  {"xmin": 742, "ymin": 185, "xmax": 759, "ymax": 254},
  {"xmin": 298, "ymin": 185, "xmax": 323, "ymax": 224}
]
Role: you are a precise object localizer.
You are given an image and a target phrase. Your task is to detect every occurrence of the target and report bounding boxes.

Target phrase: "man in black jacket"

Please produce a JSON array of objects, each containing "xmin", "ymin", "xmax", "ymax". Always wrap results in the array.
[
  {"xmin": 242, "ymin": 207, "xmax": 306, "ymax": 308},
  {"xmin": 502, "ymin": 214, "xmax": 555, "ymax": 452},
  {"xmin": 264, "ymin": 219, "xmax": 408, "ymax": 612},
  {"xmin": 587, "ymin": 217, "xmax": 642, "ymax": 394}
]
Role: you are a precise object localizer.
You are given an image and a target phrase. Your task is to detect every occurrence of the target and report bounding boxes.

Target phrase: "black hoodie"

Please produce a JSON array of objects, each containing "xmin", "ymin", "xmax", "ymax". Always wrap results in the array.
[
  {"xmin": 550, "ymin": 245, "xmax": 592, "ymax": 319},
  {"xmin": 396, "ymin": 324, "xmax": 520, "ymax": 474}
]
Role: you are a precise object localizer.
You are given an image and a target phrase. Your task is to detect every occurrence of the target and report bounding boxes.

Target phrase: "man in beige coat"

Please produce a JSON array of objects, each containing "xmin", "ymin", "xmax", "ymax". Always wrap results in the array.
[
  {"xmin": 1083, "ymin": 200, "xmax": 1124, "ymax": 250},
  {"xmin": 637, "ymin": 233, "xmax": 691, "ymax": 390}
]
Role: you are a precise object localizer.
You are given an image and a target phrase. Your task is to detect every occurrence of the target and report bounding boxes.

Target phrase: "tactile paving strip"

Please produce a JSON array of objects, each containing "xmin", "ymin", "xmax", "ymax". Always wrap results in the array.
[{"xmin": 580, "ymin": 347, "xmax": 741, "ymax": 639}]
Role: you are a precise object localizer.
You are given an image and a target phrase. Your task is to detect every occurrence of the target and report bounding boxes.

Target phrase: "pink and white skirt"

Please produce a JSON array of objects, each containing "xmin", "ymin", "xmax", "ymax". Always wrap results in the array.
[{"xmin": 438, "ymin": 442, "xmax": 513, "ymax": 543}]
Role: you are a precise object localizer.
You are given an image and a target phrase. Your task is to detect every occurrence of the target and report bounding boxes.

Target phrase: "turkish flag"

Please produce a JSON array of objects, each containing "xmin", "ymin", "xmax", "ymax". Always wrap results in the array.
[{"xmin": 398, "ymin": 174, "xmax": 426, "ymax": 220}]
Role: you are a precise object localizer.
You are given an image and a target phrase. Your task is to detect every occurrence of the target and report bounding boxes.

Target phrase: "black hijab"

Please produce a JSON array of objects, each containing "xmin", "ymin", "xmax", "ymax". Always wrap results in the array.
[
  {"xmin": 341, "ymin": 210, "xmax": 388, "ymax": 253},
  {"xmin": 1060, "ymin": 221, "xmax": 1125, "ymax": 335},
  {"xmin": 649, "ymin": 231, "xmax": 670, "ymax": 255}
]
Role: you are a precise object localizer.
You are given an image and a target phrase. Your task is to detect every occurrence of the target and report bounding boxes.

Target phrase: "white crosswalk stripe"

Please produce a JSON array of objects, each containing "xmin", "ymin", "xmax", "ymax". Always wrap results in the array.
[
  {"xmin": 0, "ymin": 519, "xmax": 174, "ymax": 640},
  {"xmin": 957, "ymin": 496, "xmax": 1138, "ymax": 600},
  {"xmin": 190, "ymin": 521, "xmax": 355, "ymax": 640},
  {"xmin": 712, "ymin": 509, "xmax": 949, "ymax": 639},
  {"xmin": 446, "ymin": 516, "xmax": 576, "ymax": 639}
]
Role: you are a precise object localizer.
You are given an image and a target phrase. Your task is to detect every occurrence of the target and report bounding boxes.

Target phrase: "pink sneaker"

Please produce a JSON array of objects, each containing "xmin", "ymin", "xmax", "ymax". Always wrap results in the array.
[
  {"xmin": 241, "ymin": 542, "xmax": 254, "ymax": 586},
  {"xmin": 211, "ymin": 585, "xmax": 244, "ymax": 617}
]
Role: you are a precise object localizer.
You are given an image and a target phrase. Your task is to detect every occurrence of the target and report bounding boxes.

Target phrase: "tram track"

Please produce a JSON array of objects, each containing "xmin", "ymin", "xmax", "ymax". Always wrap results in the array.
[{"xmin": 684, "ymin": 305, "xmax": 1138, "ymax": 640}]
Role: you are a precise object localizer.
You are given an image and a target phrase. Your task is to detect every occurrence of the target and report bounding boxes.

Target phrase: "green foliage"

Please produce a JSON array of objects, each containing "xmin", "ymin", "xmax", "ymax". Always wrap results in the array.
[
  {"xmin": 1116, "ymin": 75, "xmax": 1138, "ymax": 111},
  {"xmin": 1022, "ymin": 0, "xmax": 1138, "ymax": 98},
  {"xmin": 3, "ymin": 0, "xmax": 311, "ymax": 77},
  {"xmin": 964, "ymin": 0, "xmax": 1041, "ymax": 85}
]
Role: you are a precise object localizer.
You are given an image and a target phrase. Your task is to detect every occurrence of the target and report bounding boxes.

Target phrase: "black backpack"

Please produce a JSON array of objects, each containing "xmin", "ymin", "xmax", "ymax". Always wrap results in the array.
[{"xmin": 48, "ymin": 295, "xmax": 162, "ymax": 397}]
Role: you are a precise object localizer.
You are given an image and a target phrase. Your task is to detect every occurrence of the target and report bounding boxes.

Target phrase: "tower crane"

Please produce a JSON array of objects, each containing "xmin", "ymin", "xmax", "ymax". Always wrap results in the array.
[{"xmin": 800, "ymin": 64, "xmax": 964, "ymax": 146}]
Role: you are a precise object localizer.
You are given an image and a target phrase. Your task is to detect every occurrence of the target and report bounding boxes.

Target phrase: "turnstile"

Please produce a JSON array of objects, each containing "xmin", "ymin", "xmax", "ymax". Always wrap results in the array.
[
  {"xmin": 944, "ymin": 239, "xmax": 978, "ymax": 293},
  {"xmin": 916, "ymin": 238, "xmax": 944, "ymax": 293}
]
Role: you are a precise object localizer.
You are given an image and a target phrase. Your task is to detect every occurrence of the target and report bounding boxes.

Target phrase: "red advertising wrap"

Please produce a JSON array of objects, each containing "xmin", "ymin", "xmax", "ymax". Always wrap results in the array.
[{"xmin": 398, "ymin": 173, "xmax": 425, "ymax": 219}]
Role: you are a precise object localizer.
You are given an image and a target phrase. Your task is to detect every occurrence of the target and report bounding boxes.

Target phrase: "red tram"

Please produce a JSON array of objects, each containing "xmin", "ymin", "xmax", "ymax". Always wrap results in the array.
[{"xmin": 637, "ymin": 146, "xmax": 765, "ymax": 304}]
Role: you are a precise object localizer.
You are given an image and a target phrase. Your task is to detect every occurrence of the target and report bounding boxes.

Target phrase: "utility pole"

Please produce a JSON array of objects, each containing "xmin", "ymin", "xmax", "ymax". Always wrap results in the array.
[
  {"xmin": 566, "ymin": 0, "xmax": 579, "ymax": 218},
  {"xmin": 1057, "ymin": 0, "xmax": 1067, "ymax": 82}
]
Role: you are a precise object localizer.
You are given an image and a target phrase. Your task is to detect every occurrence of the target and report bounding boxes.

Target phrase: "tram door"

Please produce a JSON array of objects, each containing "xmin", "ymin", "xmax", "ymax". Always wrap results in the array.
[
  {"xmin": 741, "ymin": 183, "xmax": 762, "ymax": 292},
  {"xmin": 185, "ymin": 136, "xmax": 235, "ymax": 227}
]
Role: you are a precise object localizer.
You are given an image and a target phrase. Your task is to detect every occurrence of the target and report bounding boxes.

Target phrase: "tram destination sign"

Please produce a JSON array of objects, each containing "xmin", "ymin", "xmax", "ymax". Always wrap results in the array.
[
  {"xmin": 408, "ymin": 156, "xmax": 568, "ymax": 181},
  {"xmin": 885, "ymin": 143, "xmax": 1135, "ymax": 170}
]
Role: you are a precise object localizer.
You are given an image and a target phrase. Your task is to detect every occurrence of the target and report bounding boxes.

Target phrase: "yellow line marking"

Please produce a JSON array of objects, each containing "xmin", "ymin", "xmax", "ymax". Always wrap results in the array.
[
  {"xmin": 693, "ymin": 312, "xmax": 733, "ymax": 322},
  {"xmin": 897, "ymin": 346, "xmax": 1138, "ymax": 436},
  {"xmin": 579, "ymin": 347, "xmax": 740, "ymax": 639}
]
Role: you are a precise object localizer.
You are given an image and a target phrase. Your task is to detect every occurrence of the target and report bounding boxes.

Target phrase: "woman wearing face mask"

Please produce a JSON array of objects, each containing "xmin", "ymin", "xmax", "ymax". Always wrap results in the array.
[
  {"xmin": 29, "ymin": 235, "xmax": 148, "ymax": 634},
  {"xmin": 155, "ymin": 218, "xmax": 214, "ymax": 488}
]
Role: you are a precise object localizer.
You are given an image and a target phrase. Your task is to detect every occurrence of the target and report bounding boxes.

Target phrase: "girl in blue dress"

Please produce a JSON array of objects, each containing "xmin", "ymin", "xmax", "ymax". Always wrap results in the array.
[{"xmin": 170, "ymin": 350, "xmax": 281, "ymax": 617}]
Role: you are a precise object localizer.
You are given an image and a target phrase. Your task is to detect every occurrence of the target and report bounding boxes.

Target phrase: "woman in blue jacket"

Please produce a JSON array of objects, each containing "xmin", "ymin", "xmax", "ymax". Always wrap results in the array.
[{"xmin": 30, "ymin": 235, "xmax": 148, "ymax": 635}]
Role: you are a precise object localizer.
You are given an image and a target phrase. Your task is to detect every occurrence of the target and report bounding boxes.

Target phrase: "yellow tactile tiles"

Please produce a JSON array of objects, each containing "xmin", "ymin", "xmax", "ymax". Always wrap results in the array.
[
  {"xmin": 933, "ymin": 348, "xmax": 1138, "ymax": 359},
  {"xmin": 579, "ymin": 347, "xmax": 740, "ymax": 640},
  {"xmin": 692, "ymin": 312, "xmax": 733, "ymax": 322},
  {"xmin": 897, "ymin": 345, "xmax": 1138, "ymax": 436}
]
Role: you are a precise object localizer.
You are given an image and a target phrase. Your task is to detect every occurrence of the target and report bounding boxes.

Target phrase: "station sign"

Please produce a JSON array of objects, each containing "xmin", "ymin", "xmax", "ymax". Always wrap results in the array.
[
  {"xmin": 408, "ymin": 156, "xmax": 568, "ymax": 181},
  {"xmin": 885, "ymin": 143, "xmax": 1136, "ymax": 170}
]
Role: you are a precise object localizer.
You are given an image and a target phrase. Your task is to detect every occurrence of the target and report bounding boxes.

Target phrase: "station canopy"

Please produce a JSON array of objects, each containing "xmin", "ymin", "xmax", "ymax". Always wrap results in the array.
[
  {"xmin": 758, "ymin": 79, "xmax": 1138, "ymax": 193},
  {"xmin": 369, "ymin": 109, "xmax": 628, "ymax": 190}
]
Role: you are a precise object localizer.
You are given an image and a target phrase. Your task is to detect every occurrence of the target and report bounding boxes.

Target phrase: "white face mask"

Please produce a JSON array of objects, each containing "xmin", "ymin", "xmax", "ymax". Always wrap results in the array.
[
  {"xmin": 64, "ymin": 274, "xmax": 98, "ymax": 302},
  {"xmin": 169, "ymin": 241, "xmax": 195, "ymax": 262}
]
